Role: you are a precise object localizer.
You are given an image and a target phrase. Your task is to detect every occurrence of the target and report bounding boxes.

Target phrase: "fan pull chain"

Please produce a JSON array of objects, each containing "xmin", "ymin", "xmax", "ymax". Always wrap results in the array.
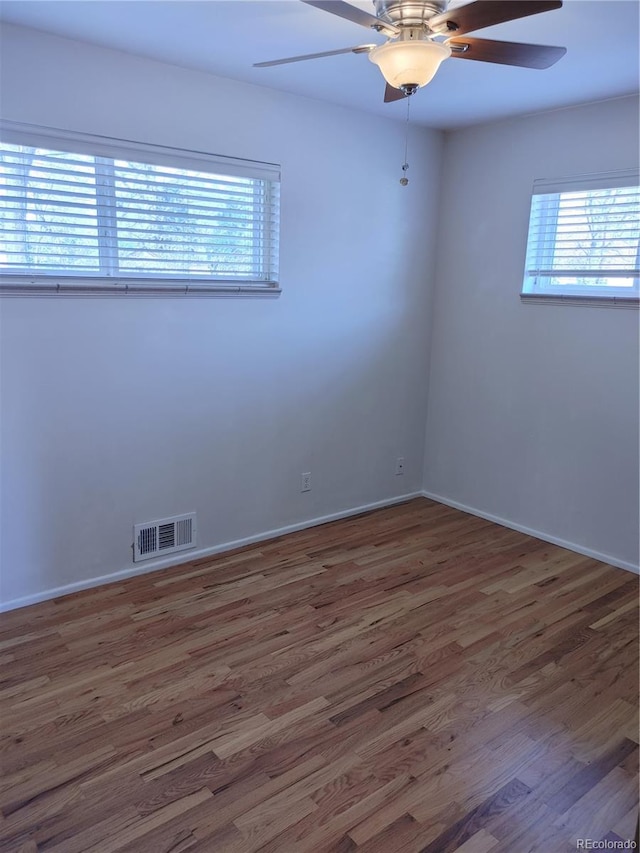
[{"xmin": 400, "ymin": 94, "xmax": 411, "ymax": 186}]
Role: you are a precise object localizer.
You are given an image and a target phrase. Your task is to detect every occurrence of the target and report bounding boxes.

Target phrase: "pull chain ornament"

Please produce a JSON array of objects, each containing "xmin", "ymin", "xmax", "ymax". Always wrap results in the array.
[{"xmin": 400, "ymin": 93, "xmax": 412, "ymax": 186}]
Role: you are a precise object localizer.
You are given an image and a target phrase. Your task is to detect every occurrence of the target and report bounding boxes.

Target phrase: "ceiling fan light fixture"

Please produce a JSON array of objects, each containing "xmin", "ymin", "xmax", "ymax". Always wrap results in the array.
[{"xmin": 369, "ymin": 39, "xmax": 451, "ymax": 90}]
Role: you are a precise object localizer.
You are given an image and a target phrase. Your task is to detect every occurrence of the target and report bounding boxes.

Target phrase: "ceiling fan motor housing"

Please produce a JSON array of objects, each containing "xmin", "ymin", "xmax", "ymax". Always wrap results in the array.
[{"xmin": 373, "ymin": 0, "xmax": 447, "ymax": 29}]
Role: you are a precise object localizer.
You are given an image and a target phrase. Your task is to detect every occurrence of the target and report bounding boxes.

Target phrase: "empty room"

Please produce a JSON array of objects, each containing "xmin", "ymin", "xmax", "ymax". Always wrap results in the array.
[{"xmin": 0, "ymin": 1, "xmax": 638, "ymax": 851}]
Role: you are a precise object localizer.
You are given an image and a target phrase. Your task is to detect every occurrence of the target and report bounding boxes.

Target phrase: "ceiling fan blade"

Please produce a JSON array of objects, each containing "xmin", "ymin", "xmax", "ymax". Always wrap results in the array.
[
  {"xmin": 429, "ymin": 1, "xmax": 562, "ymax": 36},
  {"xmin": 254, "ymin": 44, "xmax": 375, "ymax": 67},
  {"xmin": 448, "ymin": 37, "xmax": 566, "ymax": 68},
  {"xmin": 301, "ymin": 1, "xmax": 400, "ymax": 36},
  {"xmin": 384, "ymin": 83, "xmax": 408, "ymax": 103}
]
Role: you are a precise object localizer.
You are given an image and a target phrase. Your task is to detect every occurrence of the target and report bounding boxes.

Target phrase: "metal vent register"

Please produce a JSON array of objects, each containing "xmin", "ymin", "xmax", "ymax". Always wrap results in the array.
[{"xmin": 133, "ymin": 513, "xmax": 196, "ymax": 562}]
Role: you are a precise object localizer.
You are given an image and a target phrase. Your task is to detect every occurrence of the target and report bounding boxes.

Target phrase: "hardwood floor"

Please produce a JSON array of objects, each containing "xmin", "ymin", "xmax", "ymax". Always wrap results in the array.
[{"xmin": 1, "ymin": 497, "xmax": 638, "ymax": 852}]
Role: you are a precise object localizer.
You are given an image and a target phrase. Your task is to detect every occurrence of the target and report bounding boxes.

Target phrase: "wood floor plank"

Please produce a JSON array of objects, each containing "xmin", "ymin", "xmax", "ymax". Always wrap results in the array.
[{"xmin": 1, "ymin": 497, "xmax": 637, "ymax": 851}]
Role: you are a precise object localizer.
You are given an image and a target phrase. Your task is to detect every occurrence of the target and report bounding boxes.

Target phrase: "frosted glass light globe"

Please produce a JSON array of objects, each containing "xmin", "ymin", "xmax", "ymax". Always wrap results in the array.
[{"xmin": 369, "ymin": 40, "xmax": 451, "ymax": 89}]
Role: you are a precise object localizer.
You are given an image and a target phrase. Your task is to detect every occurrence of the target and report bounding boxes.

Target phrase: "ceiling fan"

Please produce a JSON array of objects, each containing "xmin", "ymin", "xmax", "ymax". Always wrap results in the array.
[{"xmin": 254, "ymin": 0, "xmax": 566, "ymax": 102}]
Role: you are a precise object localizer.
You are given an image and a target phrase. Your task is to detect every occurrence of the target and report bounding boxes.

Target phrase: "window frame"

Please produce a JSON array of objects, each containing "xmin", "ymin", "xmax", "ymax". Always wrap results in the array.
[
  {"xmin": 521, "ymin": 169, "xmax": 639, "ymax": 307},
  {"xmin": 0, "ymin": 121, "xmax": 281, "ymax": 297}
]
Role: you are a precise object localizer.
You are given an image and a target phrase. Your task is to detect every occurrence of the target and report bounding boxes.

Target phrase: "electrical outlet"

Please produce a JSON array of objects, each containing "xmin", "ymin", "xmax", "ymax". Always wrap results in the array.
[
  {"xmin": 301, "ymin": 472, "xmax": 311, "ymax": 492},
  {"xmin": 395, "ymin": 457, "xmax": 405, "ymax": 476}
]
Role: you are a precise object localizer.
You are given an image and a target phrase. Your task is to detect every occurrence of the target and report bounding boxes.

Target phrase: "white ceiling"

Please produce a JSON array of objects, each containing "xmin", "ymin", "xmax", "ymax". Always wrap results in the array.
[{"xmin": 1, "ymin": 0, "xmax": 638, "ymax": 128}]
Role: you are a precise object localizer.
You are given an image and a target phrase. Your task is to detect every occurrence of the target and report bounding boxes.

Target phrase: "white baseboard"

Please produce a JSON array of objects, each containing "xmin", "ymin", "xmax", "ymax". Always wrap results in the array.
[
  {"xmin": 421, "ymin": 489, "xmax": 640, "ymax": 576},
  {"xmin": 0, "ymin": 491, "xmax": 423, "ymax": 613},
  {"xmin": 5, "ymin": 488, "xmax": 636, "ymax": 613}
]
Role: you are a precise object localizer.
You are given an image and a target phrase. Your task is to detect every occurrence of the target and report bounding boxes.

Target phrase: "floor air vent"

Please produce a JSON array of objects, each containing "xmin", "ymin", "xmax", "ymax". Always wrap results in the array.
[{"xmin": 134, "ymin": 512, "xmax": 197, "ymax": 562}]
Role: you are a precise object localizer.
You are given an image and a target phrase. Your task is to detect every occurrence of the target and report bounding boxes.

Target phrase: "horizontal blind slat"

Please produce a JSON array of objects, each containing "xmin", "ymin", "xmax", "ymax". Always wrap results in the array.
[
  {"xmin": 2, "ymin": 166, "xmax": 266, "ymax": 202},
  {"xmin": 0, "ymin": 176, "xmax": 277, "ymax": 208},
  {"xmin": 528, "ymin": 237, "xmax": 639, "ymax": 245}
]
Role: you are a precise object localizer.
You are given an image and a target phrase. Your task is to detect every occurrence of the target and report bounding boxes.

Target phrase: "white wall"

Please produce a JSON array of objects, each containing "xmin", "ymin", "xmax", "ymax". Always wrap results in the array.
[
  {"xmin": 423, "ymin": 96, "xmax": 640, "ymax": 571},
  {"xmin": 0, "ymin": 24, "xmax": 444, "ymax": 607}
]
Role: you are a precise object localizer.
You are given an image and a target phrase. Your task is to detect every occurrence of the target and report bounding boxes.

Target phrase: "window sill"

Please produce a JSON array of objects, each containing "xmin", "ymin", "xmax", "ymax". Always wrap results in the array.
[
  {"xmin": 0, "ymin": 277, "xmax": 281, "ymax": 298},
  {"xmin": 520, "ymin": 293, "xmax": 639, "ymax": 308}
]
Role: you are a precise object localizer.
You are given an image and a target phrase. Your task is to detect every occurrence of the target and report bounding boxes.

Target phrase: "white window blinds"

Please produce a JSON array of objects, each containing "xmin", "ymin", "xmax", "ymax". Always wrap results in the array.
[
  {"xmin": 522, "ymin": 169, "xmax": 639, "ymax": 302},
  {"xmin": 0, "ymin": 123, "xmax": 280, "ymax": 294}
]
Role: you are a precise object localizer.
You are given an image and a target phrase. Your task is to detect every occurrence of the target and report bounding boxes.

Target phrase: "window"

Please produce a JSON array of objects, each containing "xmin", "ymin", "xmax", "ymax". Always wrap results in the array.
[
  {"xmin": 0, "ymin": 122, "xmax": 280, "ymax": 295},
  {"xmin": 522, "ymin": 170, "xmax": 639, "ymax": 304}
]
